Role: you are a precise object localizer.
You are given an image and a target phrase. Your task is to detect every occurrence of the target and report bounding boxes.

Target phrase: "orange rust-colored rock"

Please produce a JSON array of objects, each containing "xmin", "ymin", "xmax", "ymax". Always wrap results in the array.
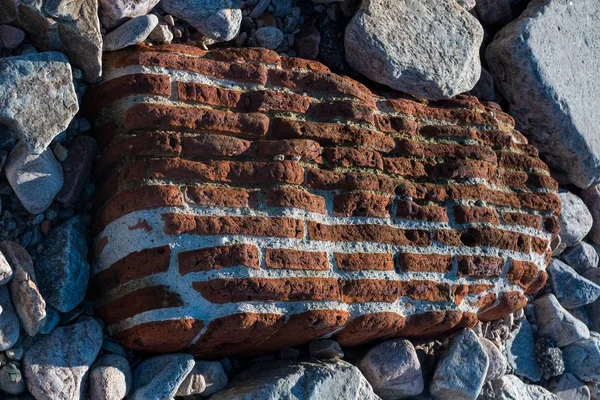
[{"xmin": 89, "ymin": 45, "xmax": 559, "ymax": 357}]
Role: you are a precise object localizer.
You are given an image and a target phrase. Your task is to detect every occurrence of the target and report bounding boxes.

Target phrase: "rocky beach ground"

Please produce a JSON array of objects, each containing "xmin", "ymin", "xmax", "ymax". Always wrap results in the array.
[{"xmin": 0, "ymin": 0, "xmax": 599, "ymax": 399}]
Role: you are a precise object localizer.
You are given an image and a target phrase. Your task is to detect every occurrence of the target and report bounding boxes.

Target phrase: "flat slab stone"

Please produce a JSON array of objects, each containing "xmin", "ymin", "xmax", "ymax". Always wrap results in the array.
[
  {"xmin": 486, "ymin": 0, "xmax": 600, "ymax": 188},
  {"xmin": 534, "ymin": 293, "xmax": 589, "ymax": 347},
  {"xmin": 505, "ymin": 320, "xmax": 541, "ymax": 382}
]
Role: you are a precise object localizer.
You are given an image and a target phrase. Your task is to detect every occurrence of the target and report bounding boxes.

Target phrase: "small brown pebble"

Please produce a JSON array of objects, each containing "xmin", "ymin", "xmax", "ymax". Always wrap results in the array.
[{"xmin": 40, "ymin": 220, "xmax": 51, "ymax": 236}]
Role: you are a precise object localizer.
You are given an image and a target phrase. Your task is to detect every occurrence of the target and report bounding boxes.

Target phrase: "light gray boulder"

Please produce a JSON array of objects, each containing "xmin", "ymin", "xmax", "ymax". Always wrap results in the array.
[
  {"xmin": 90, "ymin": 354, "xmax": 132, "ymax": 400},
  {"xmin": 486, "ymin": 0, "xmax": 600, "ymax": 188},
  {"xmin": 479, "ymin": 338, "xmax": 507, "ymax": 382},
  {"xmin": 1, "ymin": 0, "xmax": 102, "ymax": 82},
  {"xmin": 557, "ymin": 192, "xmax": 593, "ymax": 246},
  {"xmin": 99, "ymin": 0, "xmax": 160, "ymax": 29},
  {"xmin": 0, "ymin": 286, "xmax": 19, "ymax": 351},
  {"xmin": 23, "ymin": 318, "xmax": 103, "ymax": 400},
  {"xmin": 430, "ymin": 329, "xmax": 489, "ymax": 400},
  {"xmin": 103, "ymin": 14, "xmax": 158, "ymax": 51},
  {"xmin": 562, "ymin": 242, "xmax": 599, "ymax": 274},
  {"xmin": 357, "ymin": 339, "xmax": 424, "ymax": 399},
  {"xmin": 344, "ymin": 0, "xmax": 483, "ymax": 100},
  {"xmin": 534, "ymin": 294, "xmax": 589, "ymax": 348},
  {"xmin": 480, "ymin": 375, "xmax": 561, "ymax": 399},
  {"xmin": 0, "ymin": 250, "xmax": 12, "ymax": 285},
  {"xmin": 505, "ymin": 320, "xmax": 542, "ymax": 382},
  {"xmin": 548, "ymin": 373, "xmax": 591, "ymax": 400},
  {"xmin": 563, "ymin": 335, "xmax": 600, "ymax": 382},
  {"xmin": 0, "ymin": 52, "xmax": 78, "ymax": 154},
  {"xmin": 210, "ymin": 359, "xmax": 380, "ymax": 400},
  {"xmin": 160, "ymin": 0, "xmax": 241, "ymax": 42},
  {"xmin": 5, "ymin": 141, "xmax": 63, "ymax": 214},
  {"xmin": 176, "ymin": 360, "xmax": 228, "ymax": 397},
  {"xmin": 131, "ymin": 354, "xmax": 195, "ymax": 400},
  {"xmin": 548, "ymin": 259, "xmax": 600, "ymax": 309},
  {"xmin": 581, "ymin": 185, "xmax": 600, "ymax": 244}
]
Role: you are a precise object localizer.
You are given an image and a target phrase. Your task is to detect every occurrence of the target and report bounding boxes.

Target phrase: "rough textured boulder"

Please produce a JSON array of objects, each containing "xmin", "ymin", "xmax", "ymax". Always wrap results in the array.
[
  {"xmin": 345, "ymin": 0, "xmax": 483, "ymax": 99},
  {"xmin": 87, "ymin": 45, "xmax": 559, "ymax": 357},
  {"xmin": 486, "ymin": 0, "xmax": 600, "ymax": 188}
]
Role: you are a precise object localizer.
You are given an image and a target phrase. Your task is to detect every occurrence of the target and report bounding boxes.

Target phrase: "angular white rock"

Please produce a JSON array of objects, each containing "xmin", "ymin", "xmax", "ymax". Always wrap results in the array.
[
  {"xmin": 103, "ymin": 14, "xmax": 159, "ymax": 51},
  {"xmin": 480, "ymin": 337, "xmax": 508, "ymax": 382},
  {"xmin": 558, "ymin": 192, "xmax": 593, "ymax": 247},
  {"xmin": 99, "ymin": 0, "xmax": 161, "ymax": 29}
]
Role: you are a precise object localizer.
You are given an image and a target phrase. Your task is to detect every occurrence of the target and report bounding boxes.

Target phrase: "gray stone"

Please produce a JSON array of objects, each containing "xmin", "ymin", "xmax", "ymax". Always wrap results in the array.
[
  {"xmin": 536, "ymin": 337, "xmax": 565, "ymax": 379},
  {"xmin": 430, "ymin": 329, "xmax": 489, "ymax": 400},
  {"xmin": 90, "ymin": 354, "xmax": 132, "ymax": 400},
  {"xmin": 0, "ymin": 363, "xmax": 24, "ymax": 395},
  {"xmin": 103, "ymin": 14, "xmax": 158, "ymax": 51},
  {"xmin": 34, "ymin": 216, "xmax": 88, "ymax": 313},
  {"xmin": 6, "ymin": 346, "xmax": 22, "ymax": 361},
  {"xmin": 99, "ymin": 0, "xmax": 161, "ymax": 29},
  {"xmin": 480, "ymin": 338, "xmax": 507, "ymax": 382},
  {"xmin": 481, "ymin": 375, "xmax": 561, "ymax": 400},
  {"xmin": 308, "ymin": 339, "xmax": 344, "ymax": 359},
  {"xmin": 273, "ymin": 0, "xmax": 292, "ymax": 17},
  {"xmin": 470, "ymin": 68, "xmax": 502, "ymax": 103},
  {"xmin": 475, "ymin": 0, "xmax": 513, "ymax": 26},
  {"xmin": 175, "ymin": 365, "xmax": 206, "ymax": 396},
  {"xmin": 457, "ymin": 0, "xmax": 476, "ymax": 11},
  {"xmin": 5, "ymin": 141, "xmax": 63, "ymax": 214},
  {"xmin": 344, "ymin": 0, "xmax": 483, "ymax": 100},
  {"xmin": 211, "ymin": 359, "xmax": 378, "ymax": 400},
  {"xmin": 506, "ymin": 320, "xmax": 542, "ymax": 382},
  {"xmin": 563, "ymin": 336, "xmax": 600, "ymax": 382},
  {"xmin": 357, "ymin": 338, "xmax": 424, "ymax": 399},
  {"xmin": 548, "ymin": 373, "xmax": 590, "ymax": 400},
  {"xmin": 558, "ymin": 192, "xmax": 593, "ymax": 246},
  {"xmin": 160, "ymin": 0, "xmax": 241, "ymax": 42},
  {"xmin": 486, "ymin": 0, "xmax": 600, "ymax": 188},
  {"xmin": 583, "ymin": 268, "xmax": 600, "ymax": 286},
  {"xmin": 0, "ymin": 25, "xmax": 24, "ymax": 49},
  {"xmin": 0, "ymin": 286, "xmax": 18, "ymax": 351},
  {"xmin": 176, "ymin": 360, "xmax": 228, "ymax": 396},
  {"xmin": 23, "ymin": 319, "xmax": 103, "ymax": 400},
  {"xmin": 255, "ymin": 26, "xmax": 284, "ymax": 50},
  {"xmin": 562, "ymin": 242, "xmax": 599, "ymax": 274},
  {"xmin": 5, "ymin": 0, "xmax": 102, "ymax": 82},
  {"xmin": 0, "ymin": 241, "xmax": 46, "ymax": 337},
  {"xmin": 0, "ymin": 250, "xmax": 13, "ymax": 285},
  {"xmin": 0, "ymin": 52, "xmax": 78, "ymax": 154},
  {"xmin": 581, "ymin": 185, "xmax": 600, "ymax": 244},
  {"xmin": 534, "ymin": 294, "xmax": 589, "ymax": 347},
  {"xmin": 148, "ymin": 23, "xmax": 173, "ymax": 43},
  {"xmin": 55, "ymin": 135, "xmax": 97, "ymax": 208},
  {"xmin": 131, "ymin": 354, "xmax": 195, "ymax": 400},
  {"xmin": 548, "ymin": 259, "xmax": 600, "ymax": 309},
  {"xmin": 40, "ymin": 305, "xmax": 59, "ymax": 335}
]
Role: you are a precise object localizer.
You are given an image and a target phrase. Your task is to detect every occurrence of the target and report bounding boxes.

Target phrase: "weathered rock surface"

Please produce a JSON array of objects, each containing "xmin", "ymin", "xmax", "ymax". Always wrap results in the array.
[
  {"xmin": 0, "ymin": 250, "xmax": 12, "ymax": 285},
  {"xmin": 0, "ymin": 363, "xmax": 25, "ymax": 395},
  {"xmin": 345, "ymin": 0, "xmax": 483, "ymax": 99},
  {"xmin": 534, "ymin": 294, "xmax": 590, "ymax": 347},
  {"xmin": 35, "ymin": 216, "xmax": 89, "ymax": 313},
  {"xmin": 562, "ymin": 242, "xmax": 599, "ymax": 274},
  {"xmin": 581, "ymin": 185, "xmax": 600, "ymax": 244},
  {"xmin": 480, "ymin": 337, "xmax": 507, "ymax": 382},
  {"xmin": 255, "ymin": 26, "xmax": 284, "ymax": 50},
  {"xmin": 130, "ymin": 354, "xmax": 195, "ymax": 400},
  {"xmin": 430, "ymin": 329, "xmax": 489, "ymax": 400},
  {"xmin": 23, "ymin": 318, "xmax": 103, "ymax": 400},
  {"xmin": 1, "ymin": 0, "xmax": 102, "ymax": 82},
  {"xmin": 563, "ymin": 335, "xmax": 600, "ymax": 382},
  {"xmin": 176, "ymin": 361, "xmax": 228, "ymax": 397},
  {"xmin": 90, "ymin": 354, "xmax": 132, "ymax": 400},
  {"xmin": 558, "ymin": 192, "xmax": 593, "ymax": 246},
  {"xmin": 475, "ymin": 0, "xmax": 513, "ymax": 26},
  {"xmin": 5, "ymin": 141, "xmax": 63, "ymax": 215},
  {"xmin": 55, "ymin": 135, "xmax": 97, "ymax": 207},
  {"xmin": 309, "ymin": 339, "xmax": 344, "ymax": 359},
  {"xmin": 358, "ymin": 339, "xmax": 424, "ymax": 399},
  {"xmin": 99, "ymin": 0, "xmax": 161, "ymax": 29},
  {"xmin": 548, "ymin": 373, "xmax": 591, "ymax": 400},
  {"xmin": 505, "ymin": 320, "xmax": 541, "ymax": 382},
  {"xmin": 0, "ymin": 52, "xmax": 78, "ymax": 154},
  {"xmin": 89, "ymin": 45, "xmax": 559, "ymax": 356},
  {"xmin": 0, "ymin": 286, "xmax": 19, "ymax": 351},
  {"xmin": 486, "ymin": 0, "xmax": 600, "ymax": 188},
  {"xmin": 0, "ymin": 25, "xmax": 24, "ymax": 50},
  {"xmin": 0, "ymin": 241, "xmax": 46, "ymax": 337},
  {"xmin": 160, "ymin": 0, "xmax": 241, "ymax": 42},
  {"xmin": 481, "ymin": 375, "xmax": 561, "ymax": 400},
  {"xmin": 548, "ymin": 259, "xmax": 600, "ymax": 309},
  {"xmin": 211, "ymin": 359, "xmax": 379, "ymax": 400},
  {"xmin": 103, "ymin": 14, "xmax": 158, "ymax": 51}
]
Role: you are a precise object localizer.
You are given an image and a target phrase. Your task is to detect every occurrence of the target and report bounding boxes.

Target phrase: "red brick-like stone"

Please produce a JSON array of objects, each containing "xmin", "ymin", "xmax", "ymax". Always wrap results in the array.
[
  {"xmin": 335, "ymin": 252, "xmax": 394, "ymax": 271},
  {"xmin": 457, "ymin": 255, "xmax": 504, "ymax": 278},
  {"xmin": 178, "ymin": 244, "xmax": 260, "ymax": 274},
  {"xmin": 399, "ymin": 253, "xmax": 452, "ymax": 273},
  {"xmin": 265, "ymin": 249, "xmax": 329, "ymax": 270}
]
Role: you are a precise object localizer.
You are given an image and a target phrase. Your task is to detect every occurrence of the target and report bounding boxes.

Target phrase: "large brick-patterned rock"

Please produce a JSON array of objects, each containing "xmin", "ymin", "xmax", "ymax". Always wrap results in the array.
[{"xmin": 88, "ymin": 45, "xmax": 559, "ymax": 358}]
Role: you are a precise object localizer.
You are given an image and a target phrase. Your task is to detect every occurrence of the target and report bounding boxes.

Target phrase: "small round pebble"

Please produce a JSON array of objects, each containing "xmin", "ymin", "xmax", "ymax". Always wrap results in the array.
[{"xmin": 255, "ymin": 26, "xmax": 284, "ymax": 49}]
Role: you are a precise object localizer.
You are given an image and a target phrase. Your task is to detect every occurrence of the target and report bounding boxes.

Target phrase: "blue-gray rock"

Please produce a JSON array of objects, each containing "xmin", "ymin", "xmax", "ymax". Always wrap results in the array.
[
  {"xmin": 40, "ymin": 305, "xmax": 60, "ymax": 335},
  {"xmin": 272, "ymin": 0, "xmax": 292, "ymax": 17},
  {"xmin": 430, "ymin": 329, "xmax": 489, "ymax": 400},
  {"xmin": 131, "ymin": 354, "xmax": 195, "ymax": 400},
  {"xmin": 557, "ymin": 192, "xmax": 593, "ymax": 247},
  {"xmin": 99, "ymin": 0, "xmax": 161, "ymax": 29},
  {"xmin": 0, "ymin": 286, "xmax": 19, "ymax": 351},
  {"xmin": 210, "ymin": 359, "xmax": 379, "ymax": 400},
  {"xmin": 308, "ymin": 339, "xmax": 344, "ymax": 359},
  {"xmin": 562, "ymin": 242, "xmax": 599, "ymax": 274},
  {"xmin": 103, "ymin": 14, "xmax": 159, "ymax": 51},
  {"xmin": 0, "ymin": 250, "xmax": 12, "ymax": 285},
  {"xmin": 23, "ymin": 318, "xmax": 103, "ymax": 400},
  {"xmin": 563, "ymin": 336, "xmax": 600, "ymax": 382},
  {"xmin": 482, "ymin": 375, "xmax": 561, "ymax": 400},
  {"xmin": 90, "ymin": 354, "xmax": 132, "ymax": 400},
  {"xmin": 5, "ymin": 141, "xmax": 63, "ymax": 214},
  {"xmin": 344, "ymin": 0, "xmax": 483, "ymax": 99},
  {"xmin": 357, "ymin": 339, "xmax": 424, "ymax": 399},
  {"xmin": 480, "ymin": 338, "xmax": 507, "ymax": 382},
  {"xmin": 0, "ymin": 362, "xmax": 25, "ymax": 395},
  {"xmin": 176, "ymin": 361, "xmax": 228, "ymax": 396},
  {"xmin": 160, "ymin": 0, "xmax": 241, "ymax": 42},
  {"xmin": 548, "ymin": 259, "xmax": 600, "ymax": 309},
  {"xmin": 548, "ymin": 373, "xmax": 590, "ymax": 400},
  {"xmin": 255, "ymin": 26, "xmax": 284, "ymax": 50},
  {"xmin": 34, "ymin": 216, "xmax": 88, "ymax": 313},
  {"xmin": 534, "ymin": 294, "xmax": 590, "ymax": 347},
  {"xmin": 506, "ymin": 320, "xmax": 542, "ymax": 382},
  {"xmin": 486, "ymin": 0, "xmax": 600, "ymax": 188}
]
